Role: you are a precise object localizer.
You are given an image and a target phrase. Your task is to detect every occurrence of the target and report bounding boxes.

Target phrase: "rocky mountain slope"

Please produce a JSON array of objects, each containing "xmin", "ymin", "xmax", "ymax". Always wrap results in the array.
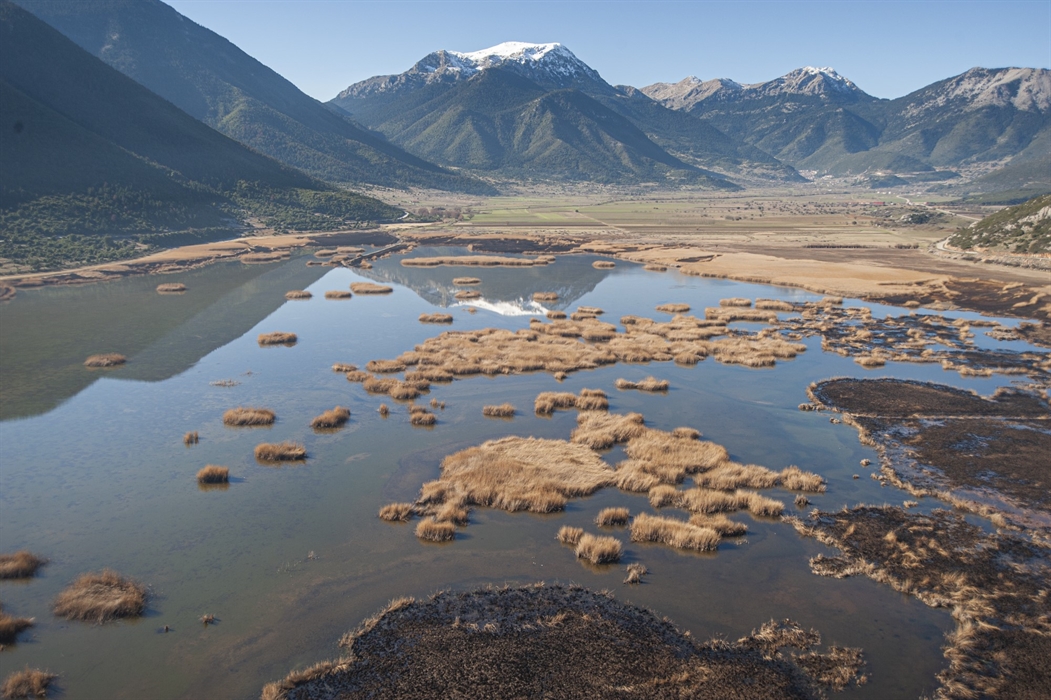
[{"xmin": 948, "ymin": 193, "xmax": 1051, "ymax": 253}]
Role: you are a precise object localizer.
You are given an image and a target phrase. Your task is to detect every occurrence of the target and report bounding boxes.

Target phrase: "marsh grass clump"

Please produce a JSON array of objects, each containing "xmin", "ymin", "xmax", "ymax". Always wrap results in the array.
[
  {"xmin": 324, "ymin": 290, "xmax": 352, "ymax": 299},
  {"xmin": 350, "ymin": 282, "xmax": 393, "ymax": 295},
  {"xmin": 644, "ymin": 263, "xmax": 667, "ymax": 271},
  {"xmin": 755, "ymin": 299, "xmax": 794, "ymax": 311},
  {"xmin": 409, "ymin": 406, "xmax": 437, "ymax": 426},
  {"xmin": 720, "ymin": 298, "xmax": 752, "ymax": 308},
  {"xmin": 53, "ymin": 570, "xmax": 147, "ymax": 622},
  {"xmin": 631, "ymin": 513, "xmax": 721, "ymax": 551},
  {"xmin": 419, "ymin": 313, "xmax": 453, "ymax": 324},
  {"xmin": 183, "ymin": 431, "xmax": 199, "ymax": 446},
  {"xmin": 311, "ymin": 406, "xmax": 350, "ymax": 429},
  {"xmin": 332, "ymin": 363, "xmax": 357, "ymax": 373},
  {"xmin": 593, "ymin": 260, "xmax": 616, "ymax": 269},
  {"xmin": 482, "ymin": 404, "xmax": 515, "ymax": 418},
  {"xmin": 624, "ymin": 562, "xmax": 648, "ymax": 584},
  {"xmin": 257, "ymin": 332, "xmax": 297, "ymax": 346},
  {"xmin": 546, "ymin": 310, "xmax": 567, "ymax": 320},
  {"xmin": 452, "ymin": 277, "xmax": 481, "ymax": 285},
  {"xmin": 344, "ymin": 370, "xmax": 369, "ymax": 382},
  {"xmin": 379, "ymin": 503, "xmax": 415, "ymax": 522},
  {"xmin": 454, "ymin": 290, "xmax": 481, "ymax": 300},
  {"xmin": 0, "ymin": 551, "xmax": 45, "ymax": 579},
  {"xmin": 0, "ymin": 607, "xmax": 34, "ymax": 644},
  {"xmin": 575, "ymin": 534, "xmax": 622, "ymax": 564},
  {"xmin": 689, "ymin": 513, "xmax": 747, "ymax": 537},
  {"xmin": 694, "ymin": 462, "xmax": 778, "ymax": 490},
  {"xmin": 415, "ymin": 518, "xmax": 455, "ymax": 542},
  {"xmin": 656, "ymin": 303, "xmax": 690, "ymax": 314},
  {"xmin": 83, "ymin": 353, "xmax": 126, "ymax": 368},
  {"xmin": 196, "ymin": 465, "xmax": 229, "ymax": 484},
  {"xmin": 533, "ymin": 292, "xmax": 559, "ymax": 302},
  {"xmin": 779, "ymin": 465, "xmax": 827, "ymax": 493},
  {"xmin": 534, "ymin": 391, "xmax": 579, "ymax": 414},
  {"xmin": 596, "ymin": 507, "xmax": 630, "ymax": 527},
  {"xmin": 795, "ymin": 495, "xmax": 810, "ymax": 508},
  {"xmin": 576, "ymin": 388, "xmax": 609, "ymax": 411},
  {"xmin": 254, "ymin": 442, "xmax": 307, "ymax": 463},
  {"xmin": 615, "ymin": 377, "xmax": 669, "ymax": 392},
  {"xmin": 285, "ymin": 290, "xmax": 312, "ymax": 300},
  {"xmin": 222, "ymin": 407, "xmax": 275, "ymax": 427},
  {"xmin": 556, "ymin": 526, "xmax": 584, "ymax": 545},
  {"xmin": 855, "ymin": 355, "xmax": 885, "ymax": 368},
  {"xmin": 571, "ymin": 412, "xmax": 645, "ymax": 449},
  {"xmin": 156, "ymin": 283, "xmax": 186, "ymax": 293},
  {"xmin": 378, "ymin": 404, "xmax": 389, "ymax": 416},
  {"xmin": 1, "ymin": 668, "xmax": 56, "ymax": 699}
]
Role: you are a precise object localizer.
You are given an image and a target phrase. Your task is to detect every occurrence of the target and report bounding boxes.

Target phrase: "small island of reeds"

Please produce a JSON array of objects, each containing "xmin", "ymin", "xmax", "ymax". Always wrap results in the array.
[
  {"xmin": 83, "ymin": 353, "xmax": 126, "ymax": 368},
  {"xmin": 254, "ymin": 442, "xmax": 307, "ymax": 463},
  {"xmin": 53, "ymin": 570, "xmax": 147, "ymax": 623},
  {"xmin": 257, "ymin": 332, "xmax": 297, "ymax": 346}
]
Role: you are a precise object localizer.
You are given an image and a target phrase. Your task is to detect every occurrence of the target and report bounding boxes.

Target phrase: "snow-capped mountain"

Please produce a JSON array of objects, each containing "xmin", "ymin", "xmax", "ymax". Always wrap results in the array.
[
  {"xmin": 897, "ymin": 67, "xmax": 1050, "ymax": 121},
  {"xmin": 749, "ymin": 66, "xmax": 862, "ymax": 98}
]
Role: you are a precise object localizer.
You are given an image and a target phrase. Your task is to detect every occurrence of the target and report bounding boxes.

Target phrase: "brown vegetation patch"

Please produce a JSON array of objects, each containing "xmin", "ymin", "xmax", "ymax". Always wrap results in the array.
[
  {"xmin": 631, "ymin": 513, "xmax": 720, "ymax": 551},
  {"xmin": 183, "ymin": 431, "xmax": 199, "ymax": 445},
  {"xmin": 258, "ymin": 332, "xmax": 297, "ymax": 346},
  {"xmin": 1, "ymin": 668, "xmax": 56, "ymax": 699},
  {"xmin": 811, "ymin": 378, "xmax": 1048, "ymax": 419},
  {"xmin": 454, "ymin": 290, "xmax": 481, "ymax": 300},
  {"xmin": 409, "ymin": 406, "xmax": 437, "ymax": 426},
  {"xmin": 156, "ymin": 283, "xmax": 186, "ymax": 293},
  {"xmin": 196, "ymin": 465, "xmax": 229, "ymax": 484},
  {"xmin": 556, "ymin": 526, "xmax": 584, "ymax": 545},
  {"xmin": 615, "ymin": 376, "xmax": 669, "ymax": 392},
  {"xmin": 349, "ymin": 282, "xmax": 393, "ymax": 295},
  {"xmin": 656, "ymin": 303, "xmax": 690, "ymax": 314},
  {"xmin": 324, "ymin": 290, "xmax": 352, "ymax": 299},
  {"xmin": 571, "ymin": 412, "xmax": 646, "ymax": 449},
  {"xmin": 223, "ymin": 407, "xmax": 275, "ymax": 427},
  {"xmin": 344, "ymin": 370, "xmax": 369, "ymax": 382},
  {"xmin": 623, "ymin": 562, "xmax": 648, "ymax": 584},
  {"xmin": 0, "ymin": 551, "xmax": 45, "ymax": 580},
  {"xmin": 414, "ymin": 518, "xmax": 455, "ymax": 542},
  {"xmin": 83, "ymin": 353, "xmax": 126, "ymax": 368},
  {"xmin": 535, "ymin": 388, "xmax": 608, "ymax": 414},
  {"xmin": 596, "ymin": 507, "xmax": 630, "ymax": 527},
  {"xmin": 311, "ymin": 406, "xmax": 350, "ymax": 430},
  {"xmin": 592, "ymin": 260, "xmax": 616, "ymax": 269},
  {"xmin": 254, "ymin": 442, "xmax": 307, "ymax": 463},
  {"xmin": 419, "ymin": 313, "xmax": 453, "ymax": 324},
  {"xmin": 285, "ymin": 290, "xmax": 312, "ymax": 300},
  {"xmin": 332, "ymin": 363, "xmax": 357, "ymax": 373},
  {"xmin": 720, "ymin": 298, "xmax": 753, "ymax": 307},
  {"xmin": 755, "ymin": 299, "xmax": 795, "ymax": 311},
  {"xmin": 545, "ymin": 310, "xmax": 566, "ymax": 320},
  {"xmin": 53, "ymin": 570, "xmax": 147, "ymax": 622},
  {"xmin": 575, "ymin": 533, "xmax": 623, "ymax": 564},
  {"xmin": 533, "ymin": 292, "xmax": 559, "ymax": 302},
  {"xmin": 378, "ymin": 503, "xmax": 414, "ymax": 522},
  {"xmin": 452, "ymin": 277, "xmax": 481, "ymax": 285},
  {"xmin": 482, "ymin": 403, "xmax": 515, "ymax": 418},
  {"xmin": 0, "ymin": 607, "xmax": 34, "ymax": 645},
  {"xmin": 643, "ymin": 264, "xmax": 667, "ymax": 272},
  {"xmin": 262, "ymin": 584, "xmax": 865, "ymax": 700}
]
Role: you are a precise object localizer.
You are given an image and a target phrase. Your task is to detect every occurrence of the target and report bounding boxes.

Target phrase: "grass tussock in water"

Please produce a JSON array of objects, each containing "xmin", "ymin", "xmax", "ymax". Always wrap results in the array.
[
  {"xmin": 196, "ymin": 465, "xmax": 229, "ymax": 484},
  {"xmin": 643, "ymin": 263, "xmax": 667, "ymax": 271},
  {"xmin": 223, "ymin": 407, "xmax": 275, "ymax": 427},
  {"xmin": 755, "ymin": 299, "xmax": 794, "ymax": 311},
  {"xmin": 254, "ymin": 442, "xmax": 307, "ymax": 463},
  {"xmin": 535, "ymin": 388, "xmax": 608, "ymax": 414},
  {"xmin": 452, "ymin": 277, "xmax": 481, "ymax": 285},
  {"xmin": 720, "ymin": 298, "xmax": 753, "ymax": 308},
  {"xmin": 344, "ymin": 370, "xmax": 369, "ymax": 382},
  {"xmin": 311, "ymin": 406, "xmax": 350, "ymax": 429},
  {"xmin": 694, "ymin": 462, "xmax": 778, "ymax": 490},
  {"xmin": 656, "ymin": 303, "xmax": 690, "ymax": 314},
  {"xmin": 575, "ymin": 533, "xmax": 622, "ymax": 564},
  {"xmin": 332, "ymin": 363, "xmax": 357, "ymax": 373},
  {"xmin": 414, "ymin": 518, "xmax": 455, "ymax": 542},
  {"xmin": 409, "ymin": 405, "xmax": 436, "ymax": 426},
  {"xmin": 454, "ymin": 290, "xmax": 481, "ymax": 300},
  {"xmin": 546, "ymin": 310, "xmax": 567, "ymax": 320},
  {"xmin": 350, "ymin": 282, "xmax": 392, "ymax": 295},
  {"xmin": 378, "ymin": 503, "xmax": 415, "ymax": 522},
  {"xmin": 1, "ymin": 668, "xmax": 56, "ymax": 699},
  {"xmin": 570, "ymin": 412, "xmax": 645, "ymax": 449},
  {"xmin": 324, "ymin": 290, "xmax": 352, "ymax": 299},
  {"xmin": 0, "ymin": 607, "xmax": 34, "ymax": 645},
  {"xmin": 596, "ymin": 507, "xmax": 630, "ymax": 527},
  {"xmin": 183, "ymin": 431, "xmax": 199, "ymax": 445},
  {"xmin": 779, "ymin": 466, "xmax": 827, "ymax": 493},
  {"xmin": 532, "ymin": 292, "xmax": 559, "ymax": 302},
  {"xmin": 53, "ymin": 570, "xmax": 147, "ymax": 622},
  {"xmin": 366, "ymin": 359, "xmax": 406, "ymax": 373},
  {"xmin": 419, "ymin": 313, "xmax": 453, "ymax": 324},
  {"xmin": 83, "ymin": 353, "xmax": 126, "ymax": 368},
  {"xmin": 556, "ymin": 526, "xmax": 584, "ymax": 545},
  {"xmin": 285, "ymin": 290, "xmax": 312, "ymax": 300},
  {"xmin": 615, "ymin": 376, "xmax": 669, "ymax": 392},
  {"xmin": 482, "ymin": 403, "xmax": 515, "ymax": 418},
  {"xmin": 0, "ymin": 551, "xmax": 45, "ymax": 579},
  {"xmin": 592, "ymin": 260, "xmax": 616, "ymax": 269},
  {"xmin": 624, "ymin": 562, "xmax": 648, "ymax": 584},
  {"xmin": 155, "ymin": 283, "xmax": 186, "ymax": 293},
  {"xmin": 689, "ymin": 513, "xmax": 748, "ymax": 536},
  {"xmin": 257, "ymin": 332, "xmax": 297, "ymax": 346},
  {"xmin": 631, "ymin": 513, "xmax": 720, "ymax": 551}
]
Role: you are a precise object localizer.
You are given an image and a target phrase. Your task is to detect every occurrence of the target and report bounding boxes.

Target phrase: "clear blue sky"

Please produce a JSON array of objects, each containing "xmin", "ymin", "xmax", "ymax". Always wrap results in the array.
[{"xmin": 166, "ymin": 0, "xmax": 1050, "ymax": 100}]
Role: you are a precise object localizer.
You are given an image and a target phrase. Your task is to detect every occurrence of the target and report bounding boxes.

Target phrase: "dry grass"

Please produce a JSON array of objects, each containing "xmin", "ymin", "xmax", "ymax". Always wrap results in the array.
[
  {"xmin": 222, "ymin": 407, "xmax": 275, "ymax": 426},
  {"xmin": 378, "ymin": 404, "xmax": 389, "ymax": 416},
  {"xmin": 534, "ymin": 391, "xmax": 578, "ymax": 414},
  {"xmin": 183, "ymin": 431, "xmax": 199, "ymax": 445},
  {"xmin": 409, "ymin": 406, "xmax": 437, "ymax": 426},
  {"xmin": 415, "ymin": 518, "xmax": 455, "ymax": 542},
  {"xmin": 379, "ymin": 503, "xmax": 414, "ymax": 522},
  {"xmin": 156, "ymin": 283, "xmax": 186, "ymax": 293},
  {"xmin": 855, "ymin": 355, "xmax": 886, "ymax": 368},
  {"xmin": 689, "ymin": 514, "xmax": 747, "ymax": 536},
  {"xmin": 694, "ymin": 462, "xmax": 778, "ymax": 490},
  {"xmin": 546, "ymin": 310, "xmax": 567, "ymax": 320},
  {"xmin": 755, "ymin": 299, "xmax": 794, "ymax": 311},
  {"xmin": 482, "ymin": 403, "xmax": 515, "ymax": 418},
  {"xmin": 593, "ymin": 260, "xmax": 616, "ymax": 269},
  {"xmin": 344, "ymin": 370, "xmax": 369, "ymax": 382},
  {"xmin": 596, "ymin": 507, "xmax": 630, "ymax": 527},
  {"xmin": 779, "ymin": 466, "xmax": 827, "ymax": 493},
  {"xmin": 196, "ymin": 465, "xmax": 229, "ymax": 484},
  {"xmin": 366, "ymin": 359, "xmax": 406, "ymax": 373},
  {"xmin": 556, "ymin": 526, "xmax": 584, "ymax": 545},
  {"xmin": 720, "ymin": 298, "xmax": 753, "ymax": 307},
  {"xmin": 624, "ymin": 562, "xmax": 648, "ymax": 584},
  {"xmin": 454, "ymin": 290, "xmax": 481, "ymax": 300},
  {"xmin": 419, "ymin": 313, "xmax": 454, "ymax": 324},
  {"xmin": 575, "ymin": 534, "xmax": 622, "ymax": 564},
  {"xmin": 630, "ymin": 513, "xmax": 720, "ymax": 551},
  {"xmin": 656, "ymin": 303, "xmax": 690, "ymax": 314},
  {"xmin": 53, "ymin": 570, "xmax": 147, "ymax": 622},
  {"xmin": 571, "ymin": 412, "xmax": 645, "ymax": 449},
  {"xmin": 672, "ymin": 427, "xmax": 701, "ymax": 439},
  {"xmin": 621, "ymin": 429, "xmax": 729, "ymax": 484},
  {"xmin": 0, "ymin": 551, "xmax": 44, "ymax": 580},
  {"xmin": 403, "ymin": 255, "xmax": 548, "ymax": 267},
  {"xmin": 795, "ymin": 495, "xmax": 810, "ymax": 508},
  {"xmin": 0, "ymin": 608, "xmax": 34, "ymax": 645},
  {"xmin": 615, "ymin": 376, "xmax": 669, "ymax": 392},
  {"xmin": 285, "ymin": 290, "xmax": 312, "ymax": 300},
  {"xmin": 533, "ymin": 292, "xmax": 559, "ymax": 302},
  {"xmin": 254, "ymin": 442, "xmax": 306, "ymax": 463},
  {"xmin": 350, "ymin": 282, "xmax": 393, "ymax": 294},
  {"xmin": 83, "ymin": 353, "xmax": 126, "ymax": 368},
  {"xmin": 332, "ymin": 363, "xmax": 357, "ymax": 372},
  {"xmin": 644, "ymin": 264, "xmax": 667, "ymax": 272},
  {"xmin": 324, "ymin": 290, "xmax": 352, "ymax": 299},
  {"xmin": 452, "ymin": 277, "xmax": 481, "ymax": 285},
  {"xmin": 257, "ymin": 332, "xmax": 297, "ymax": 346},
  {"xmin": 311, "ymin": 406, "xmax": 350, "ymax": 429},
  {"xmin": 1, "ymin": 668, "xmax": 56, "ymax": 699}
]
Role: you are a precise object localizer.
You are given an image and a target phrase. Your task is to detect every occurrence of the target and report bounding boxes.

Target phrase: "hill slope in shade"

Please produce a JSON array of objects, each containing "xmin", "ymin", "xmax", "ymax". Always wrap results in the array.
[{"xmin": 13, "ymin": 0, "xmax": 494, "ymax": 194}]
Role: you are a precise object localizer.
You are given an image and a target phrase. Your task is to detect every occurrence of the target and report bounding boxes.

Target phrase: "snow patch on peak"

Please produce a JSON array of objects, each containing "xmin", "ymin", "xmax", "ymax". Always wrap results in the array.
[{"xmin": 453, "ymin": 41, "xmax": 568, "ymax": 65}]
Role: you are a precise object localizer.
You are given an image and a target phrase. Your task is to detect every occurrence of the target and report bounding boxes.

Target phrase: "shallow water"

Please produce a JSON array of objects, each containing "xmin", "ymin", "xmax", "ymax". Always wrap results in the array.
[{"xmin": 1, "ymin": 250, "xmax": 1044, "ymax": 699}]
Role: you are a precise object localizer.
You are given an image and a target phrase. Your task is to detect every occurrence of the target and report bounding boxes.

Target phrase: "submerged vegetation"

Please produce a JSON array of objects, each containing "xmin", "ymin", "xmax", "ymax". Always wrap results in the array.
[{"xmin": 53, "ymin": 570, "xmax": 147, "ymax": 622}]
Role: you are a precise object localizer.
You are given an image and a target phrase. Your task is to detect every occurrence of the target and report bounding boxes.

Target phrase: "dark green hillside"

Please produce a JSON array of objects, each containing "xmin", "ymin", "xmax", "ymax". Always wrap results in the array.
[
  {"xmin": 0, "ymin": 1, "xmax": 400, "ymax": 272},
  {"xmin": 948, "ymin": 193, "xmax": 1051, "ymax": 253},
  {"xmin": 15, "ymin": 0, "xmax": 493, "ymax": 193}
]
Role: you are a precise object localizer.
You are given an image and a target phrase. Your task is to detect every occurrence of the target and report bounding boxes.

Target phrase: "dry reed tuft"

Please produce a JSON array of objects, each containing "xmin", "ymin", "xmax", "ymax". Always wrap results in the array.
[
  {"xmin": 83, "ymin": 353, "xmax": 126, "ymax": 368},
  {"xmin": 379, "ymin": 503, "xmax": 415, "ymax": 522},
  {"xmin": 332, "ymin": 363, "xmax": 357, "ymax": 372},
  {"xmin": 53, "ymin": 570, "xmax": 147, "ymax": 622},
  {"xmin": 648, "ymin": 484, "xmax": 681, "ymax": 508},
  {"xmin": 656, "ymin": 303, "xmax": 690, "ymax": 314},
  {"xmin": 621, "ymin": 429, "xmax": 729, "ymax": 484},
  {"xmin": 795, "ymin": 495, "xmax": 810, "ymax": 508},
  {"xmin": 419, "ymin": 313, "xmax": 453, "ymax": 324},
  {"xmin": 415, "ymin": 518, "xmax": 455, "ymax": 542},
  {"xmin": 0, "ymin": 608, "xmax": 34, "ymax": 645},
  {"xmin": 454, "ymin": 290, "xmax": 481, "ymax": 300},
  {"xmin": 720, "ymin": 298, "xmax": 753, "ymax": 307},
  {"xmin": 222, "ymin": 407, "xmax": 275, "ymax": 426},
  {"xmin": 534, "ymin": 391, "xmax": 579, "ymax": 414},
  {"xmin": 556, "ymin": 526, "xmax": 584, "ymax": 545},
  {"xmin": 671, "ymin": 427, "xmax": 701, "ymax": 440},
  {"xmin": 779, "ymin": 466, "xmax": 826, "ymax": 493},
  {"xmin": 576, "ymin": 388, "xmax": 609, "ymax": 410},
  {"xmin": 740, "ymin": 491, "xmax": 784, "ymax": 517},
  {"xmin": 344, "ymin": 370, "xmax": 369, "ymax": 382},
  {"xmin": 533, "ymin": 292, "xmax": 559, "ymax": 302},
  {"xmin": 546, "ymin": 310, "xmax": 567, "ymax": 320},
  {"xmin": 615, "ymin": 377, "xmax": 669, "ymax": 392},
  {"xmin": 688, "ymin": 514, "xmax": 747, "ymax": 536},
  {"xmin": 575, "ymin": 534, "xmax": 622, "ymax": 564},
  {"xmin": 285, "ymin": 290, "xmax": 312, "ymax": 300},
  {"xmin": 482, "ymin": 403, "xmax": 515, "ymax": 418},
  {"xmin": 378, "ymin": 404, "xmax": 389, "ymax": 416},
  {"xmin": 593, "ymin": 260, "xmax": 616, "ymax": 269},
  {"xmin": 624, "ymin": 562, "xmax": 648, "ymax": 584},
  {"xmin": 755, "ymin": 299, "xmax": 794, "ymax": 311},
  {"xmin": 324, "ymin": 290, "xmax": 352, "ymax": 299},
  {"xmin": 156, "ymin": 283, "xmax": 186, "ymax": 293},
  {"xmin": 1, "ymin": 668, "xmax": 56, "ymax": 699},
  {"xmin": 311, "ymin": 406, "xmax": 350, "ymax": 429},
  {"xmin": 630, "ymin": 513, "xmax": 720, "ymax": 551},
  {"xmin": 363, "ymin": 376, "xmax": 396, "ymax": 393},
  {"xmin": 577, "ymin": 306, "xmax": 604, "ymax": 315},
  {"xmin": 0, "ymin": 551, "xmax": 45, "ymax": 579},
  {"xmin": 183, "ymin": 431, "xmax": 199, "ymax": 446},
  {"xmin": 254, "ymin": 442, "xmax": 306, "ymax": 463},
  {"xmin": 366, "ymin": 359, "xmax": 406, "ymax": 373},
  {"xmin": 257, "ymin": 332, "xmax": 297, "ymax": 346},
  {"xmin": 452, "ymin": 277, "xmax": 481, "ymax": 285},
  {"xmin": 571, "ymin": 412, "xmax": 645, "ymax": 449},
  {"xmin": 596, "ymin": 507, "xmax": 630, "ymax": 527},
  {"xmin": 644, "ymin": 264, "xmax": 667, "ymax": 272},
  {"xmin": 196, "ymin": 465, "xmax": 229, "ymax": 484},
  {"xmin": 694, "ymin": 462, "xmax": 778, "ymax": 490},
  {"xmin": 350, "ymin": 282, "xmax": 393, "ymax": 295},
  {"xmin": 855, "ymin": 355, "xmax": 885, "ymax": 368},
  {"xmin": 409, "ymin": 407, "xmax": 437, "ymax": 426}
]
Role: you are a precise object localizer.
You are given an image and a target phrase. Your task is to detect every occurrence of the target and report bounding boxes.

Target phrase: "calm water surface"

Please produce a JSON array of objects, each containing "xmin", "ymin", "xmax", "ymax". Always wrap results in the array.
[{"xmin": 1, "ymin": 250, "xmax": 1042, "ymax": 699}]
